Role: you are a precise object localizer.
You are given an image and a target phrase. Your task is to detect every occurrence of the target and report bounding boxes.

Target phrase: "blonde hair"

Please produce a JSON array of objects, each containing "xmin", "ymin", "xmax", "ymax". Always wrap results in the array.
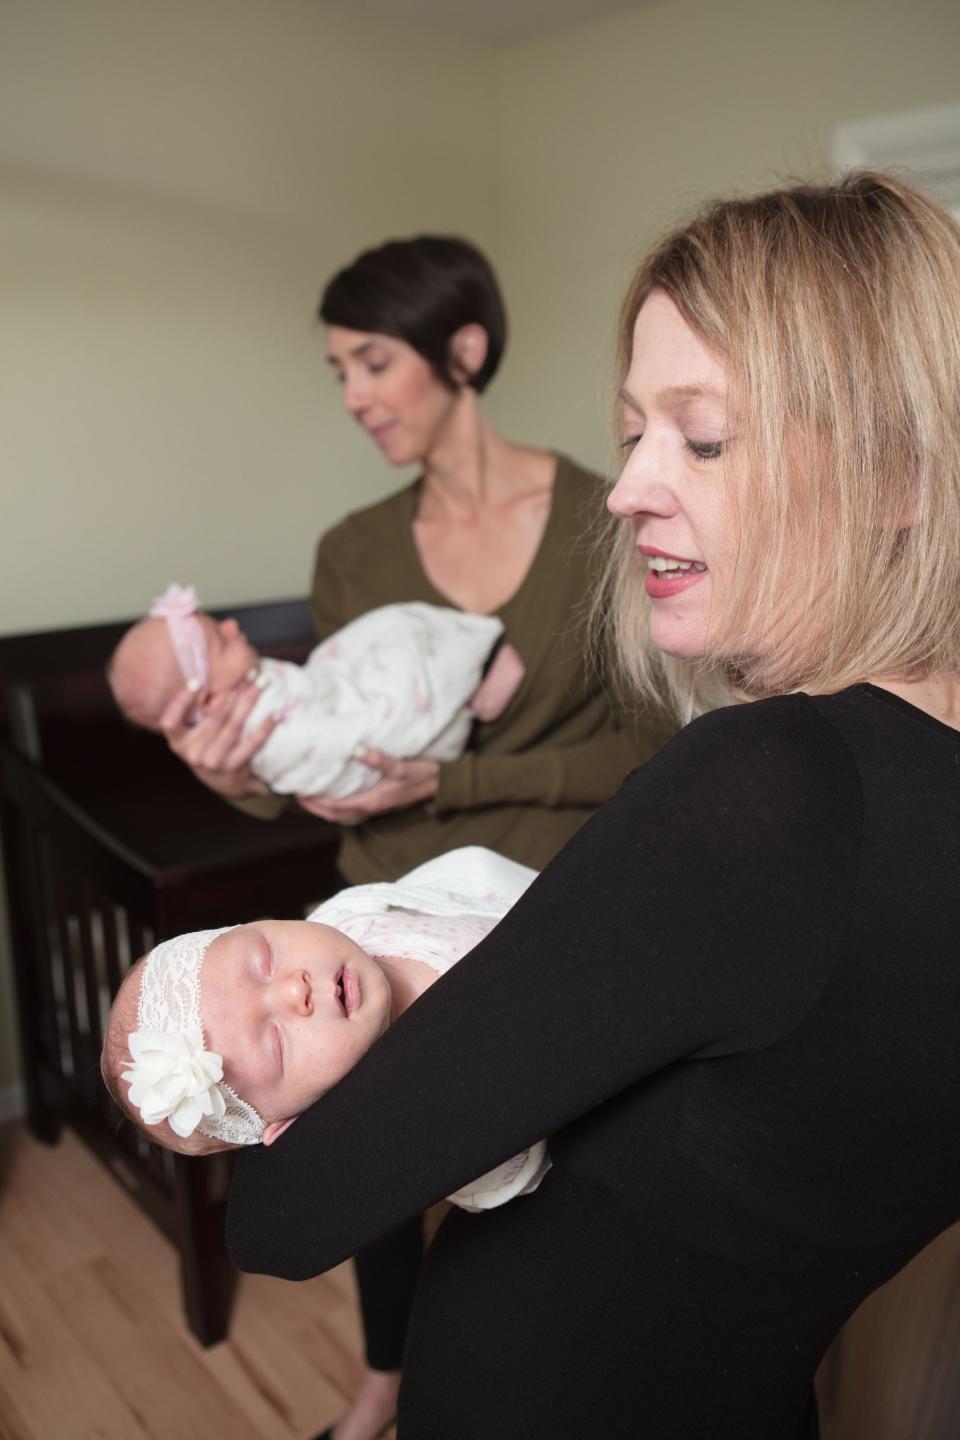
[{"xmin": 596, "ymin": 171, "xmax": 960, "ymax": 721}]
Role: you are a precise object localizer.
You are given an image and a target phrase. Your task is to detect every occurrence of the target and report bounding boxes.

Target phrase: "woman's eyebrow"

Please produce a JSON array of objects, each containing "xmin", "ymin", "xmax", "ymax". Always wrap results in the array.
[
  {"xmin": 658, "ymin": 383, "xmax": 726, "ymax": 406},
  {"xmin": 620, "ymin": 382, "xmax": 726, "ymax": 409}
]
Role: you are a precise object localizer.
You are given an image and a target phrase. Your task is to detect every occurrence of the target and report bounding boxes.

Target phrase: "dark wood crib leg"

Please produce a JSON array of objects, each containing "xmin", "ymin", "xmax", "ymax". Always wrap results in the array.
[{"xmin": 174, "ymin": 1152, "xmax": 236, "ymax": 1347}]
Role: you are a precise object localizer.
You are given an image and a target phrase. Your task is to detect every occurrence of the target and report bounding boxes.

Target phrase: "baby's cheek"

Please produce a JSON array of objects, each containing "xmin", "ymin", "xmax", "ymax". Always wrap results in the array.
[{"xmin": 319, "ymin": 1029, "xmax": 369, "ymax": 1089}]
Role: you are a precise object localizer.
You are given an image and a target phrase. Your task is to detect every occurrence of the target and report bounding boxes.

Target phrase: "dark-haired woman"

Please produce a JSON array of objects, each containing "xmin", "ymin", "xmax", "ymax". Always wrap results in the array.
[{"xmin": 160, "ymin": 235, "xmax": 670, "ymax": 1440}]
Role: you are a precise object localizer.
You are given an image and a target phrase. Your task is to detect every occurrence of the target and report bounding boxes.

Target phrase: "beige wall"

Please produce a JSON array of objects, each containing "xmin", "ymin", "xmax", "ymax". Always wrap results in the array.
[
  {"xmin": 489, "ymin": 0, "xmax": 960, "ymax": 468},
  {"xmin": 1, "ymin": 0, "xmax": 958, "ymax": 1100},
  {"xmin": 0, "ymin": 0, "xmax": 499, "ymax": 632}
]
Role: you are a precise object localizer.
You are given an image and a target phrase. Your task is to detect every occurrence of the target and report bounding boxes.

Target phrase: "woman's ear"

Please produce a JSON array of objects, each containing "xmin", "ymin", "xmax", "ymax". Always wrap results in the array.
[
  {"xmin": 448, "ymin": 324, "xmax": 489, "ymax": 385},
  {"xmin": 262, "ymin": 1115, "xmax": 298, "ymax": 1147}
]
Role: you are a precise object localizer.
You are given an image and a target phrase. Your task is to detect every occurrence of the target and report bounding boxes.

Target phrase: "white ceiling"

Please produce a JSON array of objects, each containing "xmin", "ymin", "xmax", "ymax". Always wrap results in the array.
[{"xmin": 322, "ymin": 0, "xmax": 663, "ymax": 47}]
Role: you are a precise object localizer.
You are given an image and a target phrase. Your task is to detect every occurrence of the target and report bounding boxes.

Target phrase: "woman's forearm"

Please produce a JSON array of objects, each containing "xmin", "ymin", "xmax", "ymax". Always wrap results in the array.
[
  {"xmin": 226, "ymin": 700, "xmax": 857, "ymax": 1280},
  {"xmin": 431, "ymin": 716, "xmax": 672, "ymax": 814}
]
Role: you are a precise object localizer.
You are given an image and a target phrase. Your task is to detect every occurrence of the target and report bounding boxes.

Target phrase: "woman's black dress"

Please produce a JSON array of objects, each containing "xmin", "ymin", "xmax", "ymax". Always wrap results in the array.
[{"xmin": 228, "ymin": 686, "xmax": 960, "ymax": 1438}]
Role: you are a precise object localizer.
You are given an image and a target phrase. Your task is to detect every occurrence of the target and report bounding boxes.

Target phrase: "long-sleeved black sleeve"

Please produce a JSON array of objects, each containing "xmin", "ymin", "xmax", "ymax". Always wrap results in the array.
[{"xmin": 226, "ymin": 695, "xmax": 861, "ymax": 1279}]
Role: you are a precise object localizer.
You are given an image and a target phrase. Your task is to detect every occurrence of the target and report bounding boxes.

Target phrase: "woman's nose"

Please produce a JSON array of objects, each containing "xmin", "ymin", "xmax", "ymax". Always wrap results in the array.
[
  {"xmin": 343, "ymin": 373, "xmax": 370, "ymax": 417},
  {"xmin": 608, "ymin": 444, "xmax": 677, "ymax": 521}
]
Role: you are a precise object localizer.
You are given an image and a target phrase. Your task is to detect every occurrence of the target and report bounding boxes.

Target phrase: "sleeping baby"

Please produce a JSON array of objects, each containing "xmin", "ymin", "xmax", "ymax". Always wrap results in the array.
[
  {"xmin": 100, "ymin": 847, "xmax": 550, "ymax": 1213},
  {"xmin": 107, "ymin": 584, "xmax": 524, "ymax": 798}
]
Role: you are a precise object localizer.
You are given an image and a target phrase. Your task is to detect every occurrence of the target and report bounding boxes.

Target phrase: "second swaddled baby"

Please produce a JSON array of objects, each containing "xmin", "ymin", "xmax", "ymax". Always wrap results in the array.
[{"xmin": 108, "ymin": 584, "xmax": 524, "ymax": 797}]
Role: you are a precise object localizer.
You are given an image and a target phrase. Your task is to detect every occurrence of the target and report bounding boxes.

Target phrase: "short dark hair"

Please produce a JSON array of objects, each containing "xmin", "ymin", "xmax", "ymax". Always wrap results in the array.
[{"xmin": 319, "ymin": 235, "xmax": 507, "ymax": 393}]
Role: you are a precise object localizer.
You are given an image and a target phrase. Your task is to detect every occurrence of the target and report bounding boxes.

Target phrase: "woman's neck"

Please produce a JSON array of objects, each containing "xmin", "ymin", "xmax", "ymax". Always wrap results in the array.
[
  {"xmin": 374, "ymin": 954, "xmax": 440, "ymax": 1022},
  {"xmin": 419, "ymin": 391, "xmax": 550, "ymax": 518}
]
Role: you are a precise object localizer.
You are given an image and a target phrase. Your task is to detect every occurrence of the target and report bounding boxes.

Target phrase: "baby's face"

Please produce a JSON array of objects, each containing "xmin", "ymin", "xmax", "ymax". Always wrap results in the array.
[
  {"xmin": 201, "ymin": 920, "xmax": 391, "ymax": 1142},
  {"xmin": 197, "ymin": 614, "xmax": 260, "ymax": 694}
]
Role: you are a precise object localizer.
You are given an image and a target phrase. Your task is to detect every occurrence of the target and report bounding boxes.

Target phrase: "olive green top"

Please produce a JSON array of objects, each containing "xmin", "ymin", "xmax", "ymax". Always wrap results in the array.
[{"xmin": 293, "ymin": 453, "xmax": 672, "ymax": 883}]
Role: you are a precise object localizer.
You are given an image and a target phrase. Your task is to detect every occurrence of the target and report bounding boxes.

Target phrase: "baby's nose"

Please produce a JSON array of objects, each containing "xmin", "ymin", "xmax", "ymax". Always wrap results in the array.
[{"xmin": 275, "ymin": 969, "xmax": 313, "ymax": 1016}]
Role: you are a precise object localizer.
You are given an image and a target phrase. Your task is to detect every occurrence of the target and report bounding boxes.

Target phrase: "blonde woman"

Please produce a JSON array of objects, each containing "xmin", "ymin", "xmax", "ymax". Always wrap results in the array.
[
  {"xmin": 159, "ymin": 236, "xmax": 670, "ymax": 1440},
  {"xmin": 227, "ymin": 174, "xmax": 960, "ymax": 1439}
]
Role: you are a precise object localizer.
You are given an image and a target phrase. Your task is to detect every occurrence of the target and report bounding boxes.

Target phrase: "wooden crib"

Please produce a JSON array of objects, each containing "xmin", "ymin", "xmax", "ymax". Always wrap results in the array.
[{"xmin": 0, "ymin": 599, "xmax": 340, "ymax": 1344}]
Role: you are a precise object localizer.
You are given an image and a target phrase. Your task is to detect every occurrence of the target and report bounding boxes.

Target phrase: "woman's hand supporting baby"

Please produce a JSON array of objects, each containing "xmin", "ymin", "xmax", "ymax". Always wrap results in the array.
[
  {"xmin": 159, "ymin": 679, "xmax": 278, "ymax": 798},
  {"xmin": 297, "ymin": 750, "xmax": 440, "ymax": 825}
]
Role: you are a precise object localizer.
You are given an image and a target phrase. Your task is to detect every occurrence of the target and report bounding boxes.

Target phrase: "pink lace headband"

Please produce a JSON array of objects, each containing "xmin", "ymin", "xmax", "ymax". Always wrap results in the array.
[{"xmin": 150, "ymin": 583, "xmax": 209, "ymax": 692}]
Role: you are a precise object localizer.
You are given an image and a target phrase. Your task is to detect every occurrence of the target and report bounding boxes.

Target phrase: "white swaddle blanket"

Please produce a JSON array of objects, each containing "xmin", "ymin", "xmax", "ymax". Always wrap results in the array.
[
  {"xmin": 307, "ymin": 847, "xmax": 551, "ymax": 1213},
  {"xmin": 245, "ymin": 602, "xmax": 504, "ymax": 797}
]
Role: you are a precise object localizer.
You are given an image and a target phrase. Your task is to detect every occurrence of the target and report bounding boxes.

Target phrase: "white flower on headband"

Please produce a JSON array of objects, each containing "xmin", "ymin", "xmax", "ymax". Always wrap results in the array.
[
  {"xmin": 124, "ymin": 927, "xmax": 265, "ymax": 1146},
  {"xmin": 122, "ymin": 1026, "xmax": 227, "ymax": 1139},
  {"xmin": 149, "ymin": 583, "xmax": 199, "ymax": 620}
]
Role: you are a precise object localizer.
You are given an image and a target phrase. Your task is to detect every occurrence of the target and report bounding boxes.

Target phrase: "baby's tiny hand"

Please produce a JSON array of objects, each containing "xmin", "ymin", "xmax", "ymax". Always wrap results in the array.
[{"xmin": 160, "ymin": 679, "xmax": 277, "ymax": 797}]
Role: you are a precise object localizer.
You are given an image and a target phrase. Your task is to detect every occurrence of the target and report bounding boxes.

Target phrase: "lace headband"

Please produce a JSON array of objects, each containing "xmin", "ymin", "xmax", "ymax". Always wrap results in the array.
[
  {"xmin": 149, "ymin": 583, "xmax": 209, "ymax": 692},
  {"xmin": 121, "ymin": 927, "xmax": 264, "ymax": 1146}
]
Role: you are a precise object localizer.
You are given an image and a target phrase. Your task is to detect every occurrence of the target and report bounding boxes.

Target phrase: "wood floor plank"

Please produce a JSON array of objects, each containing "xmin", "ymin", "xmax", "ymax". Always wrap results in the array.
[
  {"xmin": 0, "ymin": 1143, "xmax": 108, "ymax": 1286},
  {"xmin": 0, "ymin": 1231, "xmax": 152, "ymax": 1440},
  {"xmin": 0, "ymin": 1391, "xmax": 39, "ymax": 1440},
  {"xmin": 2, "ymin": 1119, "xmax": 957, "ymax": 1440},
  {"xmin": 50, "ymin": 1254, "xmax": 268, "ymax": 1440},
  {"xmin": 216, "ymin": 1271, "xmax": 361, "ymax": 1437},
  {"xmin": 0, "ymin": 1125, "xmax": 383, "ymax": 1440},
  {"xmin": 0, "ymin": 1125, "xmax": 177, "ymax": 1309}
]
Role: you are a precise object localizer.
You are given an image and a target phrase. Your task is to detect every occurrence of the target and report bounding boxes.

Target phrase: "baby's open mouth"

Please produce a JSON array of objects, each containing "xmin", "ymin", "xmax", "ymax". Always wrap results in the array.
[{"xmin": 335, "ymin": 967, "xmax": 360, "ymax": 1017}]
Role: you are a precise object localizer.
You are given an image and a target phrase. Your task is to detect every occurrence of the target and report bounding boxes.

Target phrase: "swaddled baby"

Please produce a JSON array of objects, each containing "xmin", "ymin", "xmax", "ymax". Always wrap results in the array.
[
  {"xmin": 100, "ymin": 847, "xmax": 550, "ymax": 1213},
  {"xmin": 108, "ymin": 585, "xmax": 524, "ymax": 798}
]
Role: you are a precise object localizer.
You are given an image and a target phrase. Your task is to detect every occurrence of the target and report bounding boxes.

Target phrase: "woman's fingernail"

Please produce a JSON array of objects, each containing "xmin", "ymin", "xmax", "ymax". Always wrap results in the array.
[
  {"xmin": 354, "ymin": 745, "xmax": 370, "ymax": 761},
  {"xmin": 186, "ymin": 677, "xmax": 201, "ymax": 693},
  {"xmin": 255, "ymin": 671, "xmax": 269, "ymax": 690},
  {"xmin": 244, "ymin": 665, "xmax": 259, "ymax": 683}
]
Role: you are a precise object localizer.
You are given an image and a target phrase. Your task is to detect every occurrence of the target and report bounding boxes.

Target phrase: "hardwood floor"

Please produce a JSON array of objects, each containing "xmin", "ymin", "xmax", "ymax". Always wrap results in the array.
[
  {"xmin": 0, "ymin": 1124, "xmax": 391, "ymax": 1440},
  {"xmin": 2, "ymin": 1120, "xmax": 959, "ymax": 1439}
]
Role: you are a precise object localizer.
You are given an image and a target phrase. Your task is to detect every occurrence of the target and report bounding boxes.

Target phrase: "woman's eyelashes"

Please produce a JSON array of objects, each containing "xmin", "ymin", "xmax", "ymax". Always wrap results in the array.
[
  {"xmin": 684, "ymin": 438, "xmax": 727, "ymax": 461},
  {"xmin": 618, "ymin": 432, "xmax": 727, "ymax": 461}
]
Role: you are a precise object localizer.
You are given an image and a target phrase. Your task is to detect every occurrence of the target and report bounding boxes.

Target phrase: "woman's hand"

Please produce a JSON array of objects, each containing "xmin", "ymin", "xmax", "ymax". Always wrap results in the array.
[
  {"xmin": 297, "ymin": 751, "xmax": 440, "ymax": 825},
  {"xmin": 159, "ymin": 681, "xmax": 278, "ymax": 798}
]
